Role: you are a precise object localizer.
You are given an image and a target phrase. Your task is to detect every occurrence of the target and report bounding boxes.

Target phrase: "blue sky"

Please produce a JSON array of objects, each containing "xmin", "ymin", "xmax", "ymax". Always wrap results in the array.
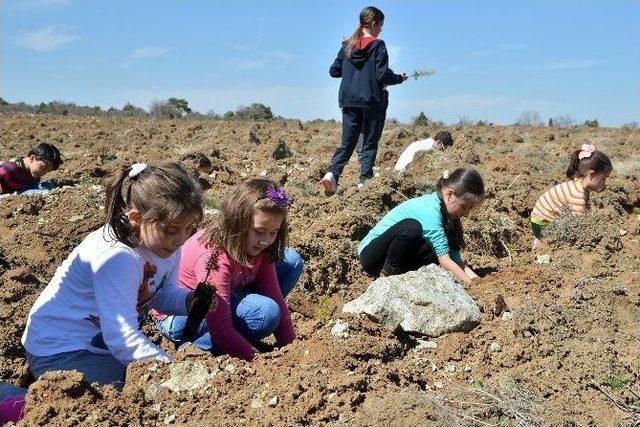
[{"xmin": 2, "ymin": 0, "xmax": 639, "ymax": 125}]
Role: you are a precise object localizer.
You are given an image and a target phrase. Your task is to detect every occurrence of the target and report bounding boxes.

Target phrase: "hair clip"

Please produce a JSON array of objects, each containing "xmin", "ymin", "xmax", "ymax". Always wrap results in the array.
[
  {"xmin": 442, "ymin": 170, "xmax": 450, "ymax": 179},
  {"xmin": 578, "ymin": 144, "xmax": 596, "ymax": 160},
  {"xmin": 129, "ymin": 163, "xmax": 148, "ymax": 178},
  {"xmin": 266, "ymin": 186, "xmax": 291, "ymax": 208}
]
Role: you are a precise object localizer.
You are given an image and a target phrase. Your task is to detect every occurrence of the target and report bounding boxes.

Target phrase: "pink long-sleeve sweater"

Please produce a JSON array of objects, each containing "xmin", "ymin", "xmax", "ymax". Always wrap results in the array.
[{"xmin": 179, "ymin": 230, "xmax": 296, "ymax": 361}]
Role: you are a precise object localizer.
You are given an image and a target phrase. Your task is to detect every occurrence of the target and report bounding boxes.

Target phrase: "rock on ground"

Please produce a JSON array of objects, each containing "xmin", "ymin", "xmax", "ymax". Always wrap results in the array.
[{"xmin": 342, "ymin": 265, "xmax": 480, "ymax": 337}]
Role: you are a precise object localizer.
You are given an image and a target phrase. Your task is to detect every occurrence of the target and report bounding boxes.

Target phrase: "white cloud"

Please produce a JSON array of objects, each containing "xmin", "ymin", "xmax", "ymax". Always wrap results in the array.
[
  {"xmin": 34, "ymin": 0, "xmax": 71, "ymax": 5},
  {"xmin": 15, "ymin": 25, "xmax": 80, "ymax": 52},
  {"xmin": 542, "ymin": 59, "xmax": 603, "ymax": 71},
  {"xmin": 402, "ymin": 94, "xmax": 509, "ymax": 111},
  {"xmin": 130, "ymin": 47, "xmax": 170, "ymax": 59},
  {"xmin": 235, "ymin": 60, "xmax": 267, "ymax": 70}
]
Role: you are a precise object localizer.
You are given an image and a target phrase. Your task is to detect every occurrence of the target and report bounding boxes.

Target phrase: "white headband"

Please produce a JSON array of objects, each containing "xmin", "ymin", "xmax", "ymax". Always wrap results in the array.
[{"xmin": 129, "ymin": 163, "xmax": 147, "ymax": 178}]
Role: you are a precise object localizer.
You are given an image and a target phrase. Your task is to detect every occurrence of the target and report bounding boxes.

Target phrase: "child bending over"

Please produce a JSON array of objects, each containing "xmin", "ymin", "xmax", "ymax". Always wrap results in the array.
[
  {"xmin": 155, "ymin": 178, "xmax": 303, "ymax": 361},
  {"xmin": 531, "ymin": 144, "xmax": 612, "ymax": 249},
  {"xmin": 359, "ymin": 168, "xmax": 484, "ymax": 285}
]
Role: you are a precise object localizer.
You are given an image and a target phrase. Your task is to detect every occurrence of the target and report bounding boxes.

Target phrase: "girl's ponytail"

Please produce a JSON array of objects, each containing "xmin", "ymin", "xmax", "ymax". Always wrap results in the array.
[
  {"xmin": 436, "ymin": 168, "xmax": 485, "ymax": 252},
  {"xmin": 566, "ymin": 144, "xmax": 612, "ymax": 179},
  {"xmin": 566, "ymin": 150, "xmax": 581, "ymax": 179},
  {"xmin": 344, "ymin": 6, "xmax": 385, "ymax": 58},
  {"xmin": 104, "ymin": 165, "xmax": 140, "ymax": 247},
  {"xmin": 436, "ymin": 175, "xmax": 465, "ymax": 252}
]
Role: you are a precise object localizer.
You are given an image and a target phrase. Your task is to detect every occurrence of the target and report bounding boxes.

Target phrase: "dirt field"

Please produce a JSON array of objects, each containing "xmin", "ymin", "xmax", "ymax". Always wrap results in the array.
[{"xmin": 1, "ymin": 114, "xmax": 639, "ymax": 426}]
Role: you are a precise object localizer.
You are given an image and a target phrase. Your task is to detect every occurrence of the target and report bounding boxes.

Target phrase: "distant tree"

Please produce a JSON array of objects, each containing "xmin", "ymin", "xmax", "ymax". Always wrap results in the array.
[
  {"xmin": 234, "ymin": 103, "xmax": 274, "ymax": 120},
  {"xmin": 548, "ymin": 118, "xmax": 554, "ymax": 127},
  {"xmin": 584, "ymin": 118, "xmax": 599, "ymax": 128},
  {"xmin": 122, "ymin": 103, "xmax": 147, "ymax": 117},
  {"xmin": 622, "ymin": 121, "xmax": 638, "ymax": 130},
  {"xmin": 206, "ymin": 109, "xmax": 220, "ymax": 119},
  {"xmin": 0, "ymin": 97, "xmax": 8, "ymax": 105},
  {"xmin": 150, "ymin": 100, "xmax": 181, "ymax": 119},
  {"xmin": 222, "ymin": 110, "xmax": 235, "ymax": 119},
  {"xmin": 167, "ymin": 98, "xmax": 191, "ymax": 116},
  {"xmin": 549, "ymin": 115, "xmax": 575, "ymax": 128},
  {"xmin": 412, "ymin": 111, "xmax": 430, "ymax": 126},
  {"xmin": 456, "ymin": 115, "xmax": 473, "ymax": 127},
  {"xmin": 515, "ymin": 111, "xmax": 543, "ymax": 126}
]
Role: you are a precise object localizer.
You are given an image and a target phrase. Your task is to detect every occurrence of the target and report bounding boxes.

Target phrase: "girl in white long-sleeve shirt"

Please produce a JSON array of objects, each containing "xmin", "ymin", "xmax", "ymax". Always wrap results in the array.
[{"xmin": 22, "ymin": 162, "xmax": 212, "ymax": 388}]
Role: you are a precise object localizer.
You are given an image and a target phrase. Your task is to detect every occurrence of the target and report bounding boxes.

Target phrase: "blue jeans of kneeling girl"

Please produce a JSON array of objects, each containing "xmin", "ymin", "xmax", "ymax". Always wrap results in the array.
[{"xmin": 156, "ymin": 247, "xmax": 304, "ymax": 352}]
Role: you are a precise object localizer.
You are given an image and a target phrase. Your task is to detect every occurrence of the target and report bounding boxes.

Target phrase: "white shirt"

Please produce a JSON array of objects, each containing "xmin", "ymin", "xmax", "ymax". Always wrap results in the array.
[
  {"xmin": 22, "ymin": 226, "xmax": 190, "ymax": 365},
  {"xmin": 394, "ymin": 138, "xmax": 436, "ymax": 172}
]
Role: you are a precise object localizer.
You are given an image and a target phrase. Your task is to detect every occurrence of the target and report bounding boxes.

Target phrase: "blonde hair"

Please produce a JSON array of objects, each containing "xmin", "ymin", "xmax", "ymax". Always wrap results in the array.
[{"xmin": 201, "ymin": 178, "xmax": 289, "ymax": 266}]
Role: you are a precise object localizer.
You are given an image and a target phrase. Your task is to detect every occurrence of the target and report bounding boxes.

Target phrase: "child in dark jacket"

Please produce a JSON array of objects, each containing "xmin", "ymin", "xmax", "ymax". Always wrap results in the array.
[{"xmin": 321, "ymin": 6, "xmax": 406, "ymax": 195}]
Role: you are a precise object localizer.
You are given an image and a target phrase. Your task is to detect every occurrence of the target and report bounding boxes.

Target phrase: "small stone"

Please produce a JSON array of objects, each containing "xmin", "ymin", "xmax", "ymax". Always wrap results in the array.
[
  {"xmin": 267, "ymin": 396, "xmax": 278, "ymax": 407},
  {"xmin": 464, "ymin": 365, "xmax": 472, "ymax": 373},
  {"xmin": 163, "ymin": 413, "xmax": 176, "ymax": 424},
  {"xmin": 433, "ymin": 381, "xmax": 444, "ymax": 389},
  {"xmin": 260, "ymin": 170, "xmax": 267, "ymax": 176},
  {"xmin": 489, "ymin": 342, "xmax": 502, "ymax": 352},
  {"xmin": 431, "ymin": 363, "xmax": 438, "ymax": 372},
  {"xmin": 225, "ymin": 364, "xmax": 236, "ymax": 373},
  {"xmin": 330, "ymin": 321, "xmax": 349, "ymax": 338},
  {"xmin": 250, "ymin": 399, "xmax": 263, "ymax": 409},
  {"xmin": 415, "ymin": 340, "xmax": 438, "ymax": 350},
  {"xmin": 151, "ymin": 403, "xmax": 162, "ymax": 412},
  {"xmin": 501, "ymin": 311, "xmax": 513, "ymax": 320},
  {"xmin": 536, "ymin": 254, "xmax": 550, "ymax": 265},
  {"xmin": 69, "ymin": 214, "xmax": 85, "ymax": 222},
  {"xmin": 619, "ymin": 229, "xmax": 628, "ymax": 236},
  {"xmin": 304, "ymin": 350, "xmax": 310, "ymax": 356},
  {"xmin": 444, "ymin": 364, "xmax": 456, "ymax": 373},
  {"xmin": 523, "ymin": 330, "xmax": 533, "ymax": 338}
]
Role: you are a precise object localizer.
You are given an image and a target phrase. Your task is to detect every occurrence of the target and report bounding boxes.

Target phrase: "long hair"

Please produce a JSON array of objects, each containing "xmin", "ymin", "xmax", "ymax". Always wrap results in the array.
[
  {"xmin": 566, "ymin": 146, "xmax": 612, "ymax": 179},
  {"xmin": 200, "ymin": 178, "xmax": 289, "ymax": 266},
  {"xmin": 104, "ymin": 163, "xmax": 203, "ymax": 247},
  {"xmin": 344, "ymin": 6, "xmax": 385, "ymax": 58},
  {"xmin": 435, "ymin": 168, "xmax": 485, "ymax": 251}
]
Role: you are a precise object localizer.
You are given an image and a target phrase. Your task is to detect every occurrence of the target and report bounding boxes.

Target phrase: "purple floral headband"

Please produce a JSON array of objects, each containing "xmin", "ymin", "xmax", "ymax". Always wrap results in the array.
[{"xmin": 266, "ymin": 186, "xmax": 291, "ymax": 208}]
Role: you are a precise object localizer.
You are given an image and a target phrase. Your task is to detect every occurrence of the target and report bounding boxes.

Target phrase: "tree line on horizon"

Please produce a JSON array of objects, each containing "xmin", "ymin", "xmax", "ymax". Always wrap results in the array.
[{"xmin": 0, "ymin": 97, "xmax": 637, "ymax": 129}]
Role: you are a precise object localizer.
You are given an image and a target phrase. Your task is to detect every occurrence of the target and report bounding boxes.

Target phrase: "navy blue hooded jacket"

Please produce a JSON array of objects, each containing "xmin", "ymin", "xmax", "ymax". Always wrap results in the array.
[{"xmin": 329, "ymin": 38, "xmax": 404, "ymax": 109}]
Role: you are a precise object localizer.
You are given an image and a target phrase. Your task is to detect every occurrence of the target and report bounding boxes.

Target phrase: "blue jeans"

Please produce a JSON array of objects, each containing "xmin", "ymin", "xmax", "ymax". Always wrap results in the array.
[
  {"xmin": 19, "ymin": 181, "xmax": 55, "ymax": 195},
  {"xmin": 26, "ymin": 350, "xmax": 126, "ymax": 389},
  {"xmin": 157, "ymin": 247, "xmax": 304, "ymax": 352}
]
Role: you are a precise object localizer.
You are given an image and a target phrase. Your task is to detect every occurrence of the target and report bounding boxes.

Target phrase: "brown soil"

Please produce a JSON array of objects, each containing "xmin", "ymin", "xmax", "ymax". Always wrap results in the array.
[{"xmin": 1, "ymin": 114, "xmax": 639, "ymax": 426}]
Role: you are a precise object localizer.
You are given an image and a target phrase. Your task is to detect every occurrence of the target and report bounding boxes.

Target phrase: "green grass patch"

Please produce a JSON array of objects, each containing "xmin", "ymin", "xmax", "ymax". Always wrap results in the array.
[{"xmin": 602, "ymin": 375, "xmax": 631, "ymax": 390}]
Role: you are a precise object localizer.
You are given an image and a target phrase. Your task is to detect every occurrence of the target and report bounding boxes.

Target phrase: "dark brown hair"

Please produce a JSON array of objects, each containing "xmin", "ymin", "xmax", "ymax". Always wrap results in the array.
[
  {"xmin": 201, "ymin": 178, "xmax": 289, "ymax": 266},
  {"xmin": 345, "ymin": 6, "xmax": 385, "ymax": 57},
  {"xmin": 434, "ymin": 131, "xmax": 453, "ymax": 147},
  {"xmin": 28, "ymin": 142, "xmax": 62, "ymax": 170},
  {"xmin": 566, "ymin": 146, "xmax": 612, "ymax": 179},
  {"xmin": 436, "ymin": 168, "xmax": 485, "ymax": 251},
  {"xmin": 104, "ymin": 163, "xmax": 203, "ymax": 247}
]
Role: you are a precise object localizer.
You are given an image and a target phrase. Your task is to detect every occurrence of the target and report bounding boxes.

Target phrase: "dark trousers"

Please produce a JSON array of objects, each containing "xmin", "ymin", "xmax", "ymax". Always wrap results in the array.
[
  {"xmin": 359, "ymin": 218, "xmax": 438, "ymax": 277},
  {"xmin": 357, "ymin": 90, "xmax": 388, "ymax": 163},
  {"xmin": 330, "ymin": 103, "xmax": 384, "ymax": 183}
]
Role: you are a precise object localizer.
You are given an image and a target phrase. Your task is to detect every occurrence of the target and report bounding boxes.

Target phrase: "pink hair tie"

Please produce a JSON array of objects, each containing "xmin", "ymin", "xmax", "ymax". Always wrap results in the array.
[{"xmin": 578, "ymin": 144, "xmax": 596, "ymax": 160}]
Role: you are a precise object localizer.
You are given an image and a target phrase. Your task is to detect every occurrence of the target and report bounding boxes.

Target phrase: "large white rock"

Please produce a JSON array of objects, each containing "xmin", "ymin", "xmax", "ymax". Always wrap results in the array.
[{"xmin": 342, "ymin": 265, "xmax": 480, "ymax": 336}]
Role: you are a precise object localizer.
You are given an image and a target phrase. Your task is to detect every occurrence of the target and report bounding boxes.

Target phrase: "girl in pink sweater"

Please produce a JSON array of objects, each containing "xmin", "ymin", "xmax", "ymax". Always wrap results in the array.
[{"xmin": 156, "ymin": 178, "xmax": 303, "ymax": 360}]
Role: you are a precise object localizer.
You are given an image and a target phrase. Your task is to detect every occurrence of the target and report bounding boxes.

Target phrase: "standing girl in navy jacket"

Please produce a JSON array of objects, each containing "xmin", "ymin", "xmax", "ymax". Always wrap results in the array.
[{"xmin": 321, "ymin": 6, "xmax": 406, "ymax": 195}]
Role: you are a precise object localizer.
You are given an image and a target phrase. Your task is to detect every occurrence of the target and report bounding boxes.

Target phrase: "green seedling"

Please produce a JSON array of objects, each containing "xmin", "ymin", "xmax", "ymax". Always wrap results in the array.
[{"xmin": 410, "ymin": 69, "xmax": 436, "ymax": 80}]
